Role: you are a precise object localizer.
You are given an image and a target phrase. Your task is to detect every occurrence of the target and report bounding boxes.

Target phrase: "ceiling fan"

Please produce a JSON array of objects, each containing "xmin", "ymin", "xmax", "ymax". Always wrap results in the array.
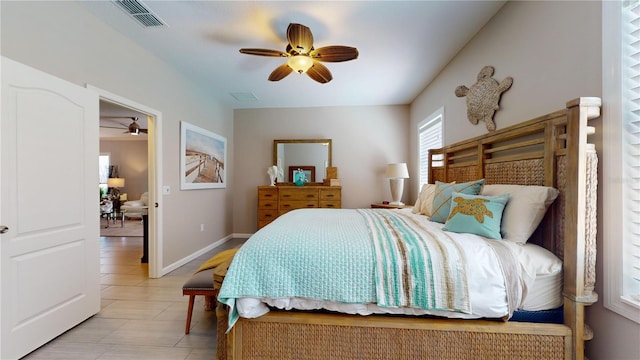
[
  {"xmin": 100, "ymin": 116, "xmax": 147, "ymax": 135},
  {"xmin": 239, "ymin": 23, "xmax": 359, "ymax": 84}
]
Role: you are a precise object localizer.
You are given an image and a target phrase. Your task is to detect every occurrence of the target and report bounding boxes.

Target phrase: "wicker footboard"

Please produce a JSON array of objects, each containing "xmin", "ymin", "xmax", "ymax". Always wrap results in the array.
[{"xmin": 218, "ymin": 308, "xmax": 572, "ymax": 360}]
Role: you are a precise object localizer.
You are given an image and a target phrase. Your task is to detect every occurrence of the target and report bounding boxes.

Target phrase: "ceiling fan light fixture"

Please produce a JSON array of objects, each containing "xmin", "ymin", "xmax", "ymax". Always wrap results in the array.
[
  {"xmin": 287, "ymin": 55, "xmax": 313, "ymax": 74},
  {"xmin": 128, "ymin": 122, "xmax": 140, "ymax": 135},
  {"xmin": 239, "ymin": 23, "xmax": 358, "ymax": 83}
]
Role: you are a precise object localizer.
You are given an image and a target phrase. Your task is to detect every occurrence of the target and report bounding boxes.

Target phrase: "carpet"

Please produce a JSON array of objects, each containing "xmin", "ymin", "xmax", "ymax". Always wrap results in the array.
[{"xmin": 100, "ymin": 219, "xmax": 144, "ymax": 237}]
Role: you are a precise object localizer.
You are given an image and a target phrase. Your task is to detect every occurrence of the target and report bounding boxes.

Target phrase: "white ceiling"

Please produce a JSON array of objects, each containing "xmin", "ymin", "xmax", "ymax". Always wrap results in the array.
[{"xmin": 84, "ymin": 0, "xmax": 506, "ymax": 113}]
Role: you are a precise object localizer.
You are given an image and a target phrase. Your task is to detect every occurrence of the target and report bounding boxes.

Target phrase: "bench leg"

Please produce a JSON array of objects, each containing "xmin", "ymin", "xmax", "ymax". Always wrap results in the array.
[{"xmin": 185, "ymin": 295, "xmax": 195, "ymax": 334}]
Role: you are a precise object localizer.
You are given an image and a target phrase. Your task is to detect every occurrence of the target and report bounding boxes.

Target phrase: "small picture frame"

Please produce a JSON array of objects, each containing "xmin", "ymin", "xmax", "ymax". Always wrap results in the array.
[
  {"xmin": 180, "ymin": 121, "xmax": 227, "ymax": 189},
  {"xmin": 288, "ymin": 166, "xmax": 315, "ymax": 183}
]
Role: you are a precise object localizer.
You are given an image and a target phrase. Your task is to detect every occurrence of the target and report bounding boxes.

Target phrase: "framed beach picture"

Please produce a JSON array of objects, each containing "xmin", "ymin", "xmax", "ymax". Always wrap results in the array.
[{"xmin": 180, "ymin": 121, "xmax": 227, "ymax": 189}]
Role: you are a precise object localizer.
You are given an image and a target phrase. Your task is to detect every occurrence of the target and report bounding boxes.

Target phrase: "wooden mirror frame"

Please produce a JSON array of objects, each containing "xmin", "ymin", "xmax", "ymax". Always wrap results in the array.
[{"xmin": 273, "ymin": 139, "xmax": 332, "ymax": 184}]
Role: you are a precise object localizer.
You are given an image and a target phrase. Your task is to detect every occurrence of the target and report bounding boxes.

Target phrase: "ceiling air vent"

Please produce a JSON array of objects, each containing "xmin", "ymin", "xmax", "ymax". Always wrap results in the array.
[{"xmin": 113, "ymin": 0, "xmax": 166, "ymax": 28}]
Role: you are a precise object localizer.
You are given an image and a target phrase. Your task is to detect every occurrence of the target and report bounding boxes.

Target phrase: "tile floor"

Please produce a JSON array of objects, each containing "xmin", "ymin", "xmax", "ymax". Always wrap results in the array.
[{"xmin": 22, "ymin": 236, "xmax": 245, "ymax": 360}]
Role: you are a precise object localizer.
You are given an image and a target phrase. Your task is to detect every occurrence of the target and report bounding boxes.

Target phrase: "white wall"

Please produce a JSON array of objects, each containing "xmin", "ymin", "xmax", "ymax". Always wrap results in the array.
[
  {"xmin": 411, "ymin": 1, "xmax": 638, "ymax": 359},
  {"xmin": 233, "ymin": 105, "xmax": 409, "ymax": 233},
  {"xmin": 1, "ymin": 1, "xmax": 234, "ymax": 267}
]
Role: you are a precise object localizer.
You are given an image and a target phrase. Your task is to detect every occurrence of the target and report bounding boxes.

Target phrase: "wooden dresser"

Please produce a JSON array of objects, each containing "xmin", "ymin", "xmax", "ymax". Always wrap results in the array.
[{"xmin": 257, "ymin": 185, "xmax": 342, "ymax": 229}]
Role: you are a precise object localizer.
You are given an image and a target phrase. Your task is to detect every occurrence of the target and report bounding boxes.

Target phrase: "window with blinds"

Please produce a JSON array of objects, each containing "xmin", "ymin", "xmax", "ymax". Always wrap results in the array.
[
  {"xmin": 603, "ymin": 0, "xmax": 640, "ymax": 323},
  {"xmin": 99, "ymin": 154, "xmax": 110, "ymax": 199},
  {"xmin": 622, "ymin": 0, "xmax": 640, "ymax": 307},
  {"xmin": 417, "ymin": 107, "xmax": 443, "ymax": 189}
]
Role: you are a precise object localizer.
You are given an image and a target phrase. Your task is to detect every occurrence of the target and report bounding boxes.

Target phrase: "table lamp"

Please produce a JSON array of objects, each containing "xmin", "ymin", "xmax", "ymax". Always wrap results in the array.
[
  {"xmin": 107, "ymin": 177, "xmax": 125, "ymax": 211},
  {"xmin": 385, "ymin": 163, "xmax": 409, "ymax": 205}
]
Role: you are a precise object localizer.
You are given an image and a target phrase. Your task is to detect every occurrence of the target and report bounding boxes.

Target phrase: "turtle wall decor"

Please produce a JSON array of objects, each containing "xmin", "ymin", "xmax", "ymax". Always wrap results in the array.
[{"xmin": 455, "ymin": 66, "xmax": 513, "ymax": 132}]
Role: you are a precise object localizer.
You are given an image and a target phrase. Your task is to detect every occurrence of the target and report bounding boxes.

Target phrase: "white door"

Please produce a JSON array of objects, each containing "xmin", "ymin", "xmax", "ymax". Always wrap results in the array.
[{"xmin": 1, "ymin": 57, "xmax": 100, "ymax": 359}]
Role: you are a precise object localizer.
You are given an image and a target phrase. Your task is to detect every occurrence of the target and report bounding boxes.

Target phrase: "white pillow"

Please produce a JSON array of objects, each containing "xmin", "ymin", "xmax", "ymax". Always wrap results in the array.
[
  {"xmin": 412, "ymin": 184, "xmax": 432, "ymax": 214},
  {"xmin": 481, "ymin": 184, "xmax": 559, "ymax": 244},
  {"xmin": 412, "ymin": 183, "xmax": 454, "ymax": 216}
]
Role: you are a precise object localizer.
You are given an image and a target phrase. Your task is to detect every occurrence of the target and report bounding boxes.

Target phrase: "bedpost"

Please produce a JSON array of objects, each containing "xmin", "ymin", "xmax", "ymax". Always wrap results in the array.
[{"xmin": 562, "ymin": 97, "xmax": 600, "ymax": 360}]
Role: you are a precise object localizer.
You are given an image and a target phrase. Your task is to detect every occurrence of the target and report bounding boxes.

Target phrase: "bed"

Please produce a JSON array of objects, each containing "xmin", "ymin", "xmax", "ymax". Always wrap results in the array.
[{"xmin": 217, "ymin": 97, "xmax": 600, "ymax": 360}]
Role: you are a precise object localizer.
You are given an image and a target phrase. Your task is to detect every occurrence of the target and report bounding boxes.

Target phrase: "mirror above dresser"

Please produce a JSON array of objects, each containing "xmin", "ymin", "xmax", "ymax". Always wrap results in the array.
[{"xmin": 273, "ymin": 139, "xmax": 332, "ymax": 183}]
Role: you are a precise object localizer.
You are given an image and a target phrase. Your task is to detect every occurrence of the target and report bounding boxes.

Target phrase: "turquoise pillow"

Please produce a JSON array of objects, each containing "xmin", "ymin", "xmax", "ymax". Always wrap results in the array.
[
  {"xmin": 430, "ymin": 179, "xmax": 485, "ymax": 223},
  {"xmin": 443, "ymin": 192, "xmax": 510, "ymax": 239}
]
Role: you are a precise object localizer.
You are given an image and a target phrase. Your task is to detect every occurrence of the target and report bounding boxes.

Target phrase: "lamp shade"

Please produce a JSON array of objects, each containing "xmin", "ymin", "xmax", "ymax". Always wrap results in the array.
[
  {"xmin": 287, "ymin": 55, "xmax": 314, "ymax": 74},
  {"xmin": 385, "ymin": 163, "xmax": 409, "ymax": 179},
  {"xmin": 107, "ymin": 177, "xmax": 125, "ymax": 188}
]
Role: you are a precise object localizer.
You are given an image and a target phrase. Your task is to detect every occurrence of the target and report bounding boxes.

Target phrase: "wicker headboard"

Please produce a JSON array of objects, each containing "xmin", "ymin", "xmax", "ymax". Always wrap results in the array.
[{"xmin": 428, "ymin": 97, "xmax": 600, "ymax": 303}]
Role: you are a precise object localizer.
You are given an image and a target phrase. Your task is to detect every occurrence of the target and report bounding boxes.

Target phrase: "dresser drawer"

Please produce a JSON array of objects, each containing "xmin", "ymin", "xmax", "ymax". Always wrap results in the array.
[
  {"xmin": 279, "ymin": 200, "xmax": 318, "ymax": 213},
  {"xmin": 258, "ymin": 187, "xmax": 278, "ymax": 200},
  {"xmin": 320, "ymin": 188, "xmax": 341, "ymax": 201},
  {"xmin": 258, "ymin": 199, "xmax": 278, "ymax": 210},
  {"xmin": 258, "ymin": 209, "xmax": 278, "ymax": 221},
  {"xmin": 257, "ymin": 209, "xmax": 278, "ymax": 229},
  {"xmin": 279, "ymin": 188, "xmax": 318, "ymax": 201},
  {"xmin": 320, "ymin": 200, "xmax": 341, "ymax": 209}
]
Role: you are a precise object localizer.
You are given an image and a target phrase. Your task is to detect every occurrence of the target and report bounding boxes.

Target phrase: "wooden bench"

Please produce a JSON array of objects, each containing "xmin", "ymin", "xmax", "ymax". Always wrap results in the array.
[
  {"xmin": 182, "ymin": 270, "xmax": 218, "ymax": 334},
  {"xmin": 182, "ymin": 253, "xmax": 235, "ymax": 334}
]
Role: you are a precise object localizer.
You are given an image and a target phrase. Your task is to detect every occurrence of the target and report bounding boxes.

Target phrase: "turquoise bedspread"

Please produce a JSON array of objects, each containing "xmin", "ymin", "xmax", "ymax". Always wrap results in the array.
[{"xmin": 218, "ymin": 208, "xmax": 471, "ymax": 329}]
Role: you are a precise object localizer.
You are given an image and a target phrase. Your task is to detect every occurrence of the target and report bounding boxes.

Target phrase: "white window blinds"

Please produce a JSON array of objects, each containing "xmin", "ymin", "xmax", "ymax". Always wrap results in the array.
[
  {"xmin": 622, "ymin": 0, "xmax": 640, "ymax": 305},
  {"xmin": 418, "ymin": 108, "xmax": 443, "ymax": 189},
  {"xmin": 605, "ymin": 0, "xmax": 640, "ymax": 322}
]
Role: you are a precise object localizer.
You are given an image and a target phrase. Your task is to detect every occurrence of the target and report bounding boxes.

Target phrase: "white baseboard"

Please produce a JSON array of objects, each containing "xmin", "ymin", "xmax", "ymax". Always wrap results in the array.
[
  {"xmin": 231, "ymin": 233, "xmax": 252, "ymax": 239},
  {"xmin": 160, "ymin": 234, "xmax": 234, "ymax": 276}
]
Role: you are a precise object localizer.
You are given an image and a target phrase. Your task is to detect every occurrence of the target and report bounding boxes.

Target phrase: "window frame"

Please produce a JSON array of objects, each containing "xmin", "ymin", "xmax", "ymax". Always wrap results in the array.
[
  {"xmin": 417, "ymin": 107, "xmax": 444, "ymax": 191},
  {"xmin": 602, "ymin": 0, "xmax": 640, "ymax": 324}
]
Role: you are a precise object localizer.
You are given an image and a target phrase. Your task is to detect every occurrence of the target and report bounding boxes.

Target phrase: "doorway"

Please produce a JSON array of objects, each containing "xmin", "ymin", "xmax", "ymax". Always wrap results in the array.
[{"xmin": 89, "ymin": 85, "xmax": 164, "ymax": 278}]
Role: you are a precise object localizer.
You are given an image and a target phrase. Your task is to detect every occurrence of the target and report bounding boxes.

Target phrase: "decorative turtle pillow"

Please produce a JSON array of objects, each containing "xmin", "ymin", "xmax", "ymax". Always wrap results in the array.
[
  {"xmin": 443, "ymin": 192, "xmax": 510, "ymax": 240},
  {"xmin": 430, "ymin": 179, "xmax": 485, "ymax": 223}
]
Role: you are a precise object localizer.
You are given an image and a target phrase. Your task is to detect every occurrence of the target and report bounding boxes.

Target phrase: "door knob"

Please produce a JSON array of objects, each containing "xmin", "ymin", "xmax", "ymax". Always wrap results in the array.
[{"xmin": 0, "ymin": 225, "xmax": 8, "ymax": 234}]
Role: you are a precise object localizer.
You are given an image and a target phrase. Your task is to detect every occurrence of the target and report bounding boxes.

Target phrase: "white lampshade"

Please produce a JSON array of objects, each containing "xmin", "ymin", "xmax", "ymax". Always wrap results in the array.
[
  {"xmin": 287, "ymin": 55, "xmax": 314, "ymax": 74},
  {"xmin": 385, "ymin": 163, "xmax": 409, "ymax": 206},
  {"xmin": 385, "ymin": 163, "xmax": 410, "ymax": 179},
  {"xmin": 107, "ymin": 177, "xmax": 125, "ymax": 188}
]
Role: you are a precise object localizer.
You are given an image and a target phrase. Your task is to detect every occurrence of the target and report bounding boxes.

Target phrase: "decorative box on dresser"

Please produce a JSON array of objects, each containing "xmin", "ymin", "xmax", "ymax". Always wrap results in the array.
[{"xmin": 257, "ymin": 185, "xmax": 342, "ymax": 229}]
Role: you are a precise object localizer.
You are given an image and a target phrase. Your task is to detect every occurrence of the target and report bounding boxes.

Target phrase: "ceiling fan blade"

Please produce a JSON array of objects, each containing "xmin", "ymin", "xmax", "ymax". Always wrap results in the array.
[
  {"xmin": 100, "ymin": 125, "xmax": 126, "ymax": 130},
  {"xmin": 306, "ymin": 62, "xmax": 332, "ymax": 84},
  {"xmin": 101, "ymin": 116, "xmax": 136, "ymax": 120},
  {"xmin": 287, "ymin": 23, "xmax": 314, "ymax": 54},
  {"xmin": 140, "ymin": 129, "xmax": 148, "ymax": 134},
  {"xmin": 311, "ymin": 46, "xmax": 359, "ymax": 62},
  {"xmin": 239, "ymin": 48, "xmax": 288, "ymax": 57},
  {"xmin": 268, "ymin": 63, "xmax": 294, "ymax": 81}
]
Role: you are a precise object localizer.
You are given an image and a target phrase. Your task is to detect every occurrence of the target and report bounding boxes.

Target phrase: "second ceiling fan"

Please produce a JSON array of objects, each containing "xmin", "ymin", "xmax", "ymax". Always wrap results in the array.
[
  {"xmin": 239, "ymin": 23, "xmax": 359, "ymax": 84},
  {"xmin": 100, "ymin": 116, "xmax": 148, "ymax": 135}
]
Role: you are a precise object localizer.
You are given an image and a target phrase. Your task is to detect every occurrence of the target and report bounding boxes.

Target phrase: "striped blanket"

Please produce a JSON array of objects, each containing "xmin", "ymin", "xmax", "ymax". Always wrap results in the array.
[{"xmin": 358, "ymin": 209, "xmax": 471, "ymax": 313}]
